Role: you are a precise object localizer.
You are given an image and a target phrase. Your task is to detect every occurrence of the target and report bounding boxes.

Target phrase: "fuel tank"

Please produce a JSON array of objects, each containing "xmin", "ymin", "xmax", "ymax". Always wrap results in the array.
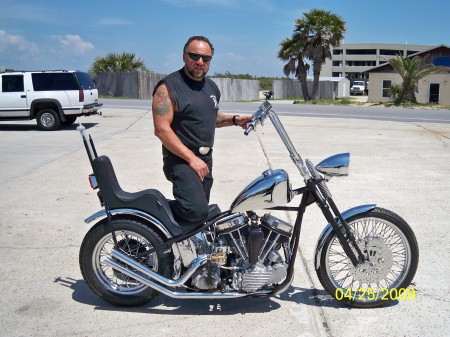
[{"xmin": 230, "ymin": 169, "xmax": 292, "ymax": 212}]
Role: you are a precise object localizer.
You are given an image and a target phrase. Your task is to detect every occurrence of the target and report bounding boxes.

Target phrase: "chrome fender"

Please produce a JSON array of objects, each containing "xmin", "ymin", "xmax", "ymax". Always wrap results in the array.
[
  {"xmin": 84, "ymin": 208, "xmax": 173, "ymax": 239},
  {"xmin": 314, "ymin": 204, "xmax": 376, "ymax": 270}
]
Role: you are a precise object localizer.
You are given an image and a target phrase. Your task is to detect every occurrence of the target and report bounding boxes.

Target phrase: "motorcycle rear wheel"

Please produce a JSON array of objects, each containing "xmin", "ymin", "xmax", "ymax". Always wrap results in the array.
[
  {"xmin": 79, "ymin": 217, "xmax": 172, "ymax": 307},
  {"xmin": 316, "ymin": 207, "xmax": 419, "ymax": 308}
]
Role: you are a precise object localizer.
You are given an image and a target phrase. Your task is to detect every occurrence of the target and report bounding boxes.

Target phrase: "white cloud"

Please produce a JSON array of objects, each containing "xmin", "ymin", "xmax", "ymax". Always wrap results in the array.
[
  {"xmin": 0, "ymin": 29, "xmax": 39, "ymax": 56},
  {"xmin": 51, "ymin": 35, "xmax": 95, "ymax": 56}
]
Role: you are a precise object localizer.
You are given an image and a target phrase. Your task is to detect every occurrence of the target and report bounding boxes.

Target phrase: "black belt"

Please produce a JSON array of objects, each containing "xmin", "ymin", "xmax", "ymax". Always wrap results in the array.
[{"xmin": 163, "ymin": 146, "xmax": 212, "ymax": 158}]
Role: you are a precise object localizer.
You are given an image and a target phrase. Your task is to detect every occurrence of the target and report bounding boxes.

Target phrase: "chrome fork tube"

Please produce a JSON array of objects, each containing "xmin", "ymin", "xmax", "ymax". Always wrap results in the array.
[{"xmin": 268, "ymin": 110, "xmax": 312, "ymax": 180}]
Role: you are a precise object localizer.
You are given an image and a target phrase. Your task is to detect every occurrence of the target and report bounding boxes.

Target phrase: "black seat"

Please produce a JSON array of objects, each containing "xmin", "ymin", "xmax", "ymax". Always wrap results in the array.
[{"xmin": 92, "ymin": 155, "xmax": 220, "ymax": 237}]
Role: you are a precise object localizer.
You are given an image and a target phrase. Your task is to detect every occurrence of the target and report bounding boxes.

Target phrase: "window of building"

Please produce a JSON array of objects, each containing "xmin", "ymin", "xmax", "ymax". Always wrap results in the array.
[
  {"xmin": 333, "ymin": 49, "xmax": 343, "ymax": 55},
  {"xmin": 2, "ymin": 75, "xmax": 24, "ymax": 92},
  {"xmin": 406, "ymin": 50, "xmax": 420, "ymax": 56},
  {"xmin": 382, "ymin": 80, "xmax": 392, "ymax": 98},
  {"xmin": 346, "ymin": 49, "xmax": 377, "ymax": 55},
  {"xmin": 380, "ymin": 49, "xmax": 403, "ymax": 56},
  {"xmin": 332, "ymin": 61, "xmax": 341, "ymax": 66}
]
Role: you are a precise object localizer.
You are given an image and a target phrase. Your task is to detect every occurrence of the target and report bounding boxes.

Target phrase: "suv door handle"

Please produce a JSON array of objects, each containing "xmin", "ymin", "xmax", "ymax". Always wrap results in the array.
[{"xmin": 21, "ymin": 95, "xmax": 26, "ymax": 98}]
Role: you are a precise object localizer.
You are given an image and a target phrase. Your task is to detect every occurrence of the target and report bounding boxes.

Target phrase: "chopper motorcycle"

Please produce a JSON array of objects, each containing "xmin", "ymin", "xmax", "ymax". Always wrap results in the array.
[{"xmin": 77, "ymin": 100, "xmax": 419, "ymax": 308}]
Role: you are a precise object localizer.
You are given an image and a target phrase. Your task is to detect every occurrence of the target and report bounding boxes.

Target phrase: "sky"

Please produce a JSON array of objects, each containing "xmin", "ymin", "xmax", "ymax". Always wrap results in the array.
[{"xmin": 1, "ymin": 0, "xmax": 449, "ymax": 77}]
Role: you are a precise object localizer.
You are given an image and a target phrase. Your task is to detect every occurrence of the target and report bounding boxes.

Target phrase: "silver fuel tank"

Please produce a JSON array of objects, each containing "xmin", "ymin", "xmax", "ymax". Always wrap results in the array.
[{"xmin": 230, "ymin": 169, "xmax": 292, "ymax": 212}]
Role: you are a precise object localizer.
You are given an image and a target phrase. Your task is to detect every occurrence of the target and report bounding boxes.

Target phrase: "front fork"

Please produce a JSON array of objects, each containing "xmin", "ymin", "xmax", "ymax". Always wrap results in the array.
[{"xmin": 306, "ymin": 179, "xmax": 366, "ymax": 266}]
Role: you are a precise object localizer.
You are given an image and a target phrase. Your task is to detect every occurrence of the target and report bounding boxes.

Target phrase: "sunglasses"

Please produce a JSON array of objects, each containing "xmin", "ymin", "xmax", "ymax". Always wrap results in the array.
[{"xmin": 186, "ymin": 52, "xmax": 213, "ymax": 62}]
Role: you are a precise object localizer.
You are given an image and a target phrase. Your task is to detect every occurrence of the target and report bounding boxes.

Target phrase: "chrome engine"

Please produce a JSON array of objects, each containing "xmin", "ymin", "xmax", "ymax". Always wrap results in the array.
[{"xmin": 183, "ymin": 213, "xmax": 293, "ymax": 292}]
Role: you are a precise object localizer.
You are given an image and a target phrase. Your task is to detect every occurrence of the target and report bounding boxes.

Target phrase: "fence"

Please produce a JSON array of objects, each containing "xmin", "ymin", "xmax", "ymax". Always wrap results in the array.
[
  {"xmin": 94, "ymin": 71, "xmax": 259, "ymax": 101},
  {"xmin": 273, "ymin": 78, "xmax": 350, "ymax": 99}
]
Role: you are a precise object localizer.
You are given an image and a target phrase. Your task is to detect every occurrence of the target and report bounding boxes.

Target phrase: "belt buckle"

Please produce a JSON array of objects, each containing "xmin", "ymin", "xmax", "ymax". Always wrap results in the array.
[{"xmin": 199, "ymin": 146, "xmax": 210, "ymax": 155}]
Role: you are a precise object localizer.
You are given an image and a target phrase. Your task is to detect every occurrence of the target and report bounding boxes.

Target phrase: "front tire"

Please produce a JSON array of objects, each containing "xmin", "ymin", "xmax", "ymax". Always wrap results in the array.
[
  {"xmin": 79, "ymin": 217, "xmax": 173, "ymax": 306},
  {"xmin": 316, "ymin": 207, "xmax": 419, "ymax": 308}
]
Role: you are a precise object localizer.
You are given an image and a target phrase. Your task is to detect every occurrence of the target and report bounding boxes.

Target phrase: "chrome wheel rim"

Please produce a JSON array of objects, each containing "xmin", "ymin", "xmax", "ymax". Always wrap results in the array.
[
  {"xmin": 325, "ymin": 217, "xmax": 412, "ymax": 301},
  {"xmin": 93, "ymin": 230, "xmax": 158, "ymax": 295},
  {"xmin": 41, "ymin": 112, "xmax": 55, "ymax": 127}
]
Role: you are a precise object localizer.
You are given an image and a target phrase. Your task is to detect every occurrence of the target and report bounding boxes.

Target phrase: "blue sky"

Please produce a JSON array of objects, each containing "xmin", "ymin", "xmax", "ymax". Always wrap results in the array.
[{"xmin": 1, "ymin": 0, "xmax": 449, "ymax": 77}]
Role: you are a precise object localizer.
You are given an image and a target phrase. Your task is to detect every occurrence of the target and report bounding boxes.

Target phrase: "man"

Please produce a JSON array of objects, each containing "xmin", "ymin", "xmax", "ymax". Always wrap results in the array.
[{"xmin": 152, "ymin": 35, "xmax": 252, "ymax": 226}]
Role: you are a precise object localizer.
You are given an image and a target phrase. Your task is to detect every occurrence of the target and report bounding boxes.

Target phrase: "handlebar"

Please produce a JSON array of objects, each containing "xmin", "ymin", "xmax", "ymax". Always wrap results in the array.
[{"xmin": 244, "ymin": 100, "xmax": 272, "ymax": 136}]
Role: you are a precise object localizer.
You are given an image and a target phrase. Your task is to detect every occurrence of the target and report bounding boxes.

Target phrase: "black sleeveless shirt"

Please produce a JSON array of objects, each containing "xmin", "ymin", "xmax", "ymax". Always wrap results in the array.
[{"xmin": 154, "ymin": 68, "xmax": 220, "ymax": 151}]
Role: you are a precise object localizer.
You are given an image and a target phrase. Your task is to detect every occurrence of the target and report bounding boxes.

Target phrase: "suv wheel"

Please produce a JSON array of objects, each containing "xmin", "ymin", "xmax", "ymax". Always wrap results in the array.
[
  {"xmin": 36, "ymin": 109, "xmax": 61, "ymax": 131},
  {"xmin": 62, "ymin": 115, "xmax": 77, "ymax": 126}
]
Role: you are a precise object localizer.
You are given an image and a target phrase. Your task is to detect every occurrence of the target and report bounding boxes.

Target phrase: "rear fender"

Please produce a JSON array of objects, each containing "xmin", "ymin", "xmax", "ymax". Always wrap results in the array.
[
  {"xmin": 314, "ymin": 204, "xmax": 376, "ymax": 270},
  {"xmin": 84, "ymin": 208, "xmax": 173, "ymax": 240}
]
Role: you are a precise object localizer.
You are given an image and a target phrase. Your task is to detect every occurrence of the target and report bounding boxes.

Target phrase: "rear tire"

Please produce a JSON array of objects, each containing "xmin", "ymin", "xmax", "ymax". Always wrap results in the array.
[
  {"xmin": 316, "ymin": 207, "xmax": 419, "ymax": 308},
  {"xmin": 36, "ymin": 109, "xmax": 61, "ymax": 131},
  {"xmin": 79, "ymin": 217, "xmax": 173, "ymax": 307},
  {"xmin": 62, "ymin": 115, "xmax": 77, "ymax": 126}
]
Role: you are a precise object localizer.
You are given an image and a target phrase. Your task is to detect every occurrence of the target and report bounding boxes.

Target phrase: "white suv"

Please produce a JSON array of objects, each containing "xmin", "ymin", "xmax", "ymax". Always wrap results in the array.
[{"xmin": 0, "ymin": 70, "xmax": 102, "ymax": 130}]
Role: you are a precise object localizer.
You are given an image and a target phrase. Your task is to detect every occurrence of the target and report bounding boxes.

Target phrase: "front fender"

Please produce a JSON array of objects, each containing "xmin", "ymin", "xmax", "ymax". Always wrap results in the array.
[
  {"xmin": 84, "ymin": 208, "xmax": 173, "ymax": 239},
  {"xmin": 314, "ymin": 204, "xmax": 376, "ymax": 270}
]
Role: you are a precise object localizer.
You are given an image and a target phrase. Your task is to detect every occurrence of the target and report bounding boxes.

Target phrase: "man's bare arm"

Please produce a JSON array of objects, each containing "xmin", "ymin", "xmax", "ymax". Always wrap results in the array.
[
  {"xmin": 216, "ymin": 112, "xmax": 252, "ymax": 128},
  {"xmin": 152, "ymin": 83, "xmax": 209, "ymax": 181}
]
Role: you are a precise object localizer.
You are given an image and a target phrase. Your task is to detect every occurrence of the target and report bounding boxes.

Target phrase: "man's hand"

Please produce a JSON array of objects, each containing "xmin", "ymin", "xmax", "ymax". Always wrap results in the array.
[
  {"xmin": 234, "ymin": 115, "xmax": 253, "ymax": 129},
  {"xmin": 188, "ymin": 156, "xmax": 209, "ymax": 182}
]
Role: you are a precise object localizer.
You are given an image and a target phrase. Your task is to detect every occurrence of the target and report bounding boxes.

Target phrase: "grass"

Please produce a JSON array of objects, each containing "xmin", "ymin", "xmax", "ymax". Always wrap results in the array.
[{"xmin": 290, "ymin": 97, "xmax": 450, "ymax": 110}]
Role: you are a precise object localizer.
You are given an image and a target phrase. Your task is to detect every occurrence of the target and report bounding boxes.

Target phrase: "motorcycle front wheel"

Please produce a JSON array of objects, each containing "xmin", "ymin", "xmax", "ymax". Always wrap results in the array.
[
  {"xmin": 79, "ymin": 217, "xmax": 173, "ymax": 307},
  {"xmin": 316, "ymin": 207, "xmax": 419, "ymax": 308}
]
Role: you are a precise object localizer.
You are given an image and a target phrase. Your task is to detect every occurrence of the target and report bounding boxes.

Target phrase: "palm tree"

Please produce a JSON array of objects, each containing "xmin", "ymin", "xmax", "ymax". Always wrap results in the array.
[
  {"xmin": 89, "ymin": 52, "xmax": 149, "ymax": 76},
  {"xmin": 278, "ymin": 9, "xmax": 346, "ymax": 100},
  {"xmin": 388, "ymin": 54, "xmax": 449, "ymax": 103},
  {"xmin": 278, "ymin": 37, "xmax": 311, "ymax": 100}
]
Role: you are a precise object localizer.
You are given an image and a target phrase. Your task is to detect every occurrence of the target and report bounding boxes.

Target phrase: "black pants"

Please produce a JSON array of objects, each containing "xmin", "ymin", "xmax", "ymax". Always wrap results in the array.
[{"xmin": 163, "ymin": 153, "xmax": 213, "ymax": 225}]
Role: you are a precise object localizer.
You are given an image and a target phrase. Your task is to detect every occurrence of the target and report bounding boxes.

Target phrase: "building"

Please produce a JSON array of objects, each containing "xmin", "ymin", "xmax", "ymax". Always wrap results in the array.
[
  {"xmin": 366, "ymin": 45, "xmax": 450, "ymax": 104},
  {"xmin": 321, "ymin": 43, "xmax": 432, "ymax": 82}
]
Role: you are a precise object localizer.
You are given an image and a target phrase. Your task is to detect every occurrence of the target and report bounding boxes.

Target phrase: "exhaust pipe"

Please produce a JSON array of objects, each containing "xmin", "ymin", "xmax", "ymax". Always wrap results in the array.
[{"xmin": 103, "ymin": 249, "xmax": 272, "ymax": 299}]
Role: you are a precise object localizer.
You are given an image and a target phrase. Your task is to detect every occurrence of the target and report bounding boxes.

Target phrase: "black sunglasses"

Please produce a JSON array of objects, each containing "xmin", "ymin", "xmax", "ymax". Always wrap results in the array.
[{"xmin": 186, "ymin": 52, "xmax": 213, "ymax": 62}]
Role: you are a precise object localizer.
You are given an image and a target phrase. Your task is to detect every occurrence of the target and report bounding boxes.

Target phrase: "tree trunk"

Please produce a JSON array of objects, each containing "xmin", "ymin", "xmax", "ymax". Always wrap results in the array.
[
  {"xmin": 403, "ymin": 86, "xmax": 417, "ymax": 103},
  {"xmin": 296, "ymin": 61, "xmax": 310, "ymax": 101},
  {"xmin": 311, "ymin": 59, "xmax": 322, "ymax": 100}
]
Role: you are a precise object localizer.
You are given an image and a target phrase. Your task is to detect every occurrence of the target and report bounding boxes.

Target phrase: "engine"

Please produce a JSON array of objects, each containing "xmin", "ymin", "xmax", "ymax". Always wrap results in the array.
[{"xmin": 189, "ymin": 212, "xmax": 293, "ymax": 292}]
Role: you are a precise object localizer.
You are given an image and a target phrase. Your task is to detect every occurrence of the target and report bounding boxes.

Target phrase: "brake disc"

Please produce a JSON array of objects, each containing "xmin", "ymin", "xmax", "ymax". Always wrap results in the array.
[{"xmin": 348, "ymin": 236, "xmax": 393, "ymax": 283}]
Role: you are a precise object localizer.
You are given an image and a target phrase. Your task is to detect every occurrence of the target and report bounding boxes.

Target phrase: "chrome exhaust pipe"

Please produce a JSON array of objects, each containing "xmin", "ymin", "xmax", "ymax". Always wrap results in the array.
[
  {"xmin": 109, "ymin": 249, "xmax": 207, "ymax": 287},
  {"xmin": 104, "ymin": 249, "xmax": 272, "ymax": 299}
]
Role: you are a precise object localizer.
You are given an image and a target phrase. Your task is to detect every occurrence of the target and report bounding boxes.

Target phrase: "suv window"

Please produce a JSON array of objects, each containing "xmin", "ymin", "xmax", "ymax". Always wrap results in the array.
[
  {"xmin": 32, "ymin": 73, "xmax": 78, "ymax": 91},
  {"xmin": 75, "ymin": 72, "xmax": 96, "ymax": 89},
  {"xmin": 2, "ymin": 75, "xmax": 24, "ymax": 92}
]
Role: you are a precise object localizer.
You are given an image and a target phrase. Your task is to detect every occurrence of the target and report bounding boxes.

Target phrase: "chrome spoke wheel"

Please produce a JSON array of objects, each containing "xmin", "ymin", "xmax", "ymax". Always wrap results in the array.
[
  {"xmin": 93, "ymin": 230, "xmax": 158, "ymax": 295},
  {"xmin": 316, "ymin": 207, "xmax": 419, "ymax": 308}
]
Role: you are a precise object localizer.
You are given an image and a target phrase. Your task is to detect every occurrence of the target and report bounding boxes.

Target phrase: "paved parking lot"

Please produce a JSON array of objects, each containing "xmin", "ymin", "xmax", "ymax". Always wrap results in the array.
[{"xmin": 0, "ymin": 107, "xmax": 449, "ymax": 336}]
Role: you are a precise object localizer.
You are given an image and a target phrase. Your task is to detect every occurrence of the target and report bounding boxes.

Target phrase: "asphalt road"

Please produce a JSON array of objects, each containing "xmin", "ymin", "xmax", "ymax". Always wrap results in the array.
[
  {"xmin": 102, "ymin": 98, "xmax": 450, "ymax": 124},
  {"xmin": 0, "ymin": 103, "xmax": 449, "ymax": 337}
]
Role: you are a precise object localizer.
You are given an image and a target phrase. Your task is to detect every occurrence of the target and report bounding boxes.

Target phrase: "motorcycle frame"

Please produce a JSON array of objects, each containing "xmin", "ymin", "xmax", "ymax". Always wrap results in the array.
[
  {"xmin": 249, "ymin": 101, "xmax": 367, "ymax": 266},
  {"xmin": 78, "ymin": 100, "xmax": 370, "ymax": 298}
]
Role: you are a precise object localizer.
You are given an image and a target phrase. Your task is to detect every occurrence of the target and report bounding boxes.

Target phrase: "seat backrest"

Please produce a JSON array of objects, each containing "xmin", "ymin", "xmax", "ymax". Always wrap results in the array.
[{"xmin": 92, "ymin": 155, "xmax": 123, "ymax": 207}]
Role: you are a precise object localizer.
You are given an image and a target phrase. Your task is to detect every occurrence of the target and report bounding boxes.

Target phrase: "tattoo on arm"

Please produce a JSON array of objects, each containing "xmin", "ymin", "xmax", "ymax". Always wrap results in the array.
[
  {"xmin": 155, "ymin": 99, "xmax": 171, "ymax": 116},
  {"xmin": 153, "ymin": 86, "xmax": 172, "ymax": 116},
  {"xmin": 216, "ymin": 112, "xmax": 227, "ymax": 127}
]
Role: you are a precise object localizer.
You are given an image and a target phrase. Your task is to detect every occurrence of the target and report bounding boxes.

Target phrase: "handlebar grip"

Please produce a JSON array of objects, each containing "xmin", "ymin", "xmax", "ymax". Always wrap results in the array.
[{"xmin": 244, "ymin": 124, "xmax": 254, "ymax": 136}]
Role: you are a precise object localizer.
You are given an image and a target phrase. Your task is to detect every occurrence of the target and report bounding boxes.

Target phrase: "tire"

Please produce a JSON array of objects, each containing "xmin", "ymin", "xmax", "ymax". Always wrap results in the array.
[
  {"xmin": 79, "ymin": 217, "xmax": 173, "ymax": 307},
  {"xmin": 36, "ymin": 109, "xmax": 61, "ymax": 131},
  {"xmin": 62, "ymin": 115, "xmax": 77, "ymax": 126},
  {"xmin": 316, "ymin": 207, "xmax": 419, "ymax": 308}
]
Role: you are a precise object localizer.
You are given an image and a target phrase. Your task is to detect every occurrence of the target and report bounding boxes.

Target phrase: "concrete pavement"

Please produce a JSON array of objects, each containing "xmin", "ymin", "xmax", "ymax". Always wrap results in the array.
[{"xmin": 0, "ymin": 106, "xmax": 449, "ymax": 336}]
